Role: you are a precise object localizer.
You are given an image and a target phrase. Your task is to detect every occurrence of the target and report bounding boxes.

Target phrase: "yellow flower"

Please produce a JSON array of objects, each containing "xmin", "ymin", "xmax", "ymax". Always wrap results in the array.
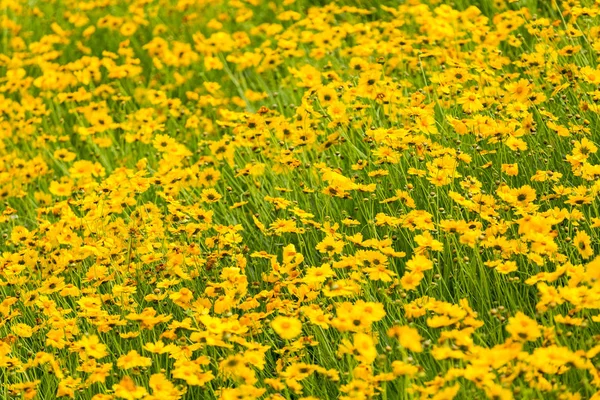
[
  {"xmin": 75, "ymin": 335, "xmax": 108, "ymax": 359},
  {"xmin": 387, "ymin": 325, "xmax": 423, "ymax": 352},
  {"xmin": 316, "ymin": 235, "xmax": 345, "ymax": 255},
  {"xmin": 49, "ymin": 180, "xmax": 73, "ymax": 197},
  {"xmin": 113, "ymin": 376, "xmax": 147, "ymax": 399},
  {"xmin": 116, "ymin": 350, "xmax": 152, "ymax": 370},
  {"xmin": 574, "ymin": 230, "xmax": 594, "ymax": 259},
  {"xmin": 12, "ymin": 323, "xmax": 33, "ymax": 338},
  {"xmin": 148, "ymin": 373, "xmax": 184, "ymax": 399},
  {"xmin": 340, "ymin": 333, "xmax": 377, "ymax": 364},
  {"xmin": 201, "ymin": 188, "xmax": 222, "ymax": 203},
  {"xmin": 506, "ymin": 312, "xmax": 541, "ymax": 342},
  {"xmin": 53, "ymin": 149, "xmax": 76, "ymax": 162},
  {"xmin": 271, "ymin": 316, "xmax": 302, "ymax": 340},
  {"xmin": 501, "ymin": 163, "xmax": 519, "ymax": 176}
]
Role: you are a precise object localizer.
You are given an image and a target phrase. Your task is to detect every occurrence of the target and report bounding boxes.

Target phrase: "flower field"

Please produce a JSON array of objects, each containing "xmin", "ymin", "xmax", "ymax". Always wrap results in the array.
[{"xmin": 2, "ymin": 0, "xmax": 600, "ymax": 398}]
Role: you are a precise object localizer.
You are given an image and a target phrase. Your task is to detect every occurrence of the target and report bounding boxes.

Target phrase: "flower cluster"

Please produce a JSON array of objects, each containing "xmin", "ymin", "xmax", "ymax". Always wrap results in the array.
[{"xmin": 1, "ymin": 0, "xmax": 600, "ymax": 399}]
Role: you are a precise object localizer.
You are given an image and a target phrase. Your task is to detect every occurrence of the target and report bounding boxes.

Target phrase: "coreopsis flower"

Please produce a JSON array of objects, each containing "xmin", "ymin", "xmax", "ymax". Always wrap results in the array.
[
  {"xmin": 75, "ymin": 335, "xmax": 108, "ymax": 359},
  {"xmin": 117, "ymin": 350, "xmax": 152, "ymax": 369},
  {"xmin": 12, "ymin": 323, "xmax": 33, "ymax": 338},
  {"xmin": 501, "ymin": 163, "xmax": 519, "ymax": 176},
  {"xmin": 338, "ymin": 332, "xmax": 378, "ymax": 364},
  {"xmin": 113, "ymin": 376, "xmax": 147, "ymax": 399},
  {"xmin": 506, "ymin": 312, "xmax": 541, "ymax": 342},
  {"xmin": 387, "ymin": 325, "xmax": 423, "ymax": 352},
  {"xmin": 316, "ymin": 235, "xmax": 345, "ymax": 255},
  {"xmin": 271, "ymin": 316, "xmax": 302, "ymax": 340},
  {"xmin": 201, "ymin": 188, "xmax": 222, "ymax": 203},
  {"xmin": 574, "ymin": 230, "xmax": 594, "ymax": 259}
]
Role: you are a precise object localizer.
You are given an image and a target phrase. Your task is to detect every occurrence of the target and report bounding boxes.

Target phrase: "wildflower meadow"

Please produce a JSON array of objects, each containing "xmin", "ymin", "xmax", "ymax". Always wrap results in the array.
[{"xmin": 1, "ymin": 0, "xmax": 600, "ymax": 398}]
